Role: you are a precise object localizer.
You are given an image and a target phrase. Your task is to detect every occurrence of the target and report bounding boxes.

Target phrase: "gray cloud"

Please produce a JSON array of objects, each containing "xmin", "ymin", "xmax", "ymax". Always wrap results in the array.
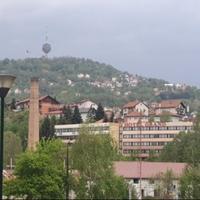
[{"xmin": 0, "ymin": 0, "xmax": 200, "ymax": 86}]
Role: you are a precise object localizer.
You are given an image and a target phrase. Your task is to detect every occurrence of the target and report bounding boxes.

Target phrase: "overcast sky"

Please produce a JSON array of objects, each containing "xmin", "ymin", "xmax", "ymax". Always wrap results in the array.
[{"xmin": 1, "ymin": 0, "xmax": 200, "ymax": 86}]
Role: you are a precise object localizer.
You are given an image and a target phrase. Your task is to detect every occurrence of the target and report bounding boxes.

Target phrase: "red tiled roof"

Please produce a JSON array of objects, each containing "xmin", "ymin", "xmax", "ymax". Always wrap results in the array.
[
  {"xmin": 155, "ymin": 100, "xmax": 183, "ymax": 109},
  {"xmin": 16, "ymin": 95, "xmax": 60, "ymax": 105},
  {"xmin": 114, "ymin": 161, "xmax": 186, "ymax": 179},
  {"xmin": 123, "ymin": 100, "xmax": 139, "ymax": 109}
]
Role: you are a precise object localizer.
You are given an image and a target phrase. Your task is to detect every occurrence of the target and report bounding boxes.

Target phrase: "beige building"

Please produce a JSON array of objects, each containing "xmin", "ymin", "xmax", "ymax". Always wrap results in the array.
[
  {"xmin": 55, "ymin": 122, "xmax": 119, "ymax": 147},
  {"xmin": 114, "ymin": 161, "xmax": 186, "ymax": 199},
  {"xmin": 123, "ymin": 101, "xmax": 149, "ymax": 117},
  {"xmin": 153, "ymin": 100, "xmax": 188, "ymax": 116},
  {"xmin": 120, "ymin": 121, "xmax": 193, "ymax": 158}
]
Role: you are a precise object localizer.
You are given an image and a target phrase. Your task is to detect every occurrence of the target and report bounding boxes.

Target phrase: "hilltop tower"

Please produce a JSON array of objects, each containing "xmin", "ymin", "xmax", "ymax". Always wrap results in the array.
[
  {"xmin": 42, "ymin": 30, "xmax": 51, "ymax": 57},
  {"xmin": 28, "ymin": 77, "xmax": 39, "ymax": 150}
]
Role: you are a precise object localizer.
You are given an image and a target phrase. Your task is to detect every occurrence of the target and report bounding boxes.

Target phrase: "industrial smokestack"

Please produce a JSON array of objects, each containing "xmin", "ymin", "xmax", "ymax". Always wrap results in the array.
[{"xmin": 28, "ymin": 77, "xmax": 39, "ymax": 150}]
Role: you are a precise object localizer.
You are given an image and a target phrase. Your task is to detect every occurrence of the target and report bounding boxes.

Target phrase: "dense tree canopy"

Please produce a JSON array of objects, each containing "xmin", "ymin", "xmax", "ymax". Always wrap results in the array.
[
  {"xmin": 4, "ymin": 139, "xmax": 68, "ymax": 199},
  {"xmin": 40, "ymin": 116, "xmax": 56, "ymax": 140},
  {"xmin": 159, "ymin": 130, "xmax": 200, "ymax": 165},
  {"xmin": 5, "ymin": 110, "xmax": 28, "ymax": 150},
  {"xmin": 4, "ymin": 131, "xmax": 22, "ymax": 168},
  {"xmin": 70, "ymin": 127, "xmax": 129, "ymax": 199},
  {"xmin": 180, "ymin": 165, "xmax": 200, "ymax": 199}
]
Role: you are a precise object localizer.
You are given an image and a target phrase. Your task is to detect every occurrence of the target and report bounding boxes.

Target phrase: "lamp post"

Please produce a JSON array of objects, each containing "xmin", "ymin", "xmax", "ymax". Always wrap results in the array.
[{"xmin": 0, "ymin": 74, "xmax": 16, "ymax": 198}]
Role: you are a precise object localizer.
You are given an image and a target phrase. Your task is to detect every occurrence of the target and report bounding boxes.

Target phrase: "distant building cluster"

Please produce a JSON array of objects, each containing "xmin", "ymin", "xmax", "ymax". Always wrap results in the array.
[
  {"xmin": 13, "ymin": 95, "xmax": 194, "ymax": 160},
  {"xmin": 10, "ymin": 82, "xmax": 196, "ymax": 199}
]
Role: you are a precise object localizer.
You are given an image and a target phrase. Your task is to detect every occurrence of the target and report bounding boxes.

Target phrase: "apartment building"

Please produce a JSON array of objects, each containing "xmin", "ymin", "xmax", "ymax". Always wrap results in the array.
[
  {"xmin": 55, "ymin": 122, "xmax": 119, "ymax": 147},
  {"xmin": 120, "ymin": 121, "xmax": 193, "ymax": 158}
]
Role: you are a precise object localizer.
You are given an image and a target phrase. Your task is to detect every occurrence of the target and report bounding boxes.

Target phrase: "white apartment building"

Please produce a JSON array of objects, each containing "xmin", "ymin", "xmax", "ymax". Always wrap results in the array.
[{"xmin": 55, "ymin": 122, "xmax": 119, "ymax": 146}]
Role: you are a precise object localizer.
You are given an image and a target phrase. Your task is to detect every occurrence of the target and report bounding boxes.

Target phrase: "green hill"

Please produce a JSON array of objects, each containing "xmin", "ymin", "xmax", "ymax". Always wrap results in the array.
[{"xmin": 1, "ymin": 57, "xmax": 200, "ymax": 109}]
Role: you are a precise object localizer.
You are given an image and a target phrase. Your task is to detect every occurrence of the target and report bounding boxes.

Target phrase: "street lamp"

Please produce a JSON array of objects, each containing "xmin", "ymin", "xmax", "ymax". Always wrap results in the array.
[{"xmin": 0, "ymin": 74, "xmax": 16, "ymax": 198}]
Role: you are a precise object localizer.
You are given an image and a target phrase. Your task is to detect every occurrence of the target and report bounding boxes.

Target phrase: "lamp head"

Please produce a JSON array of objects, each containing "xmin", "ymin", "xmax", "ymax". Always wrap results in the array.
[{"xmin": 0, "ymin": 75, "xmax": 16, "ymax": 98}]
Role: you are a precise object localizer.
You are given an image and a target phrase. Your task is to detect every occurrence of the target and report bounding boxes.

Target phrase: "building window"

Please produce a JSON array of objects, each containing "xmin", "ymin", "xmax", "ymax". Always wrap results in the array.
[{"xmin": 133, "ymin": 178, "xmax": 139, "ymax": 184}]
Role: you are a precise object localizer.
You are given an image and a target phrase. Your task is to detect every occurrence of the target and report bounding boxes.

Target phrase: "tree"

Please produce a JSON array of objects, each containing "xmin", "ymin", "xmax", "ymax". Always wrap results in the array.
[
  {"xmin": 50, "ymin": 116, "xmax": 57, "ymax": 137},
  {"xmin": 4, "ymin": 131, "xmax": 22, "ymax": 168},
  {"xmin": 63, "ymin": 106, "xmax": 73, "ymax": 124},
  {"xmin": 86, "ymin": 107, "xmax": 96, "ymax": 122},
  {"xmin": 180, "ymin": 165, "xmax": 200, "ymax": 199},
  {"xmin": 4, "ymin": 139, "xmax": 68, "ymax": 199},
  {"xmin": 40, "ymin": 117, "xmax": 52, "ymax": 139},
  {"xmin": 72, "ymin": 106, "xmax": 82, "ymax": 124},
  {"xmin": 147, "ymin": 149, "xmax": 157, "ymax": 161},
  {"xmin": 153, "ymin": 170, "xmax": 175, "ymax": 199},
  {"xmin": 70, "ymin": 128, "xmax": 129, "ymax": 199},
  {"xmin": 5, "ymin": 111, "xmax": 28, "ymax": 150},
  {"xmin": 159, "ymin": 129, "xmax": 200, "ymax": 165},
  {"xmin": 95, "ymin": 103, "xmax": 105, "ymax": 121}
]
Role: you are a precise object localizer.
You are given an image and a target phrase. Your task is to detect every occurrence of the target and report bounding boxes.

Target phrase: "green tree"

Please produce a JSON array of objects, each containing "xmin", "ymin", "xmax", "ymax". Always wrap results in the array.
[
  {"xmin": 153, "ymin": 170, "xmax": 175, "ymax": 199},
  {"xmin": 147, "ymin": 149, "xmax": 157, "ymax": 161},
  {"xmin": 180, "ymin": 165, "xmax": 200, "ymax": 199},
  {"xmin": 86, "ymin": 107, "xmax": 96, "ymax": 122},
  {"xmin": 72, "ymin": 106, "xmax": 82, "ymax": 124},
  {"xmin": 4, "ymin": 139, "xmax": 68, "ymax": 199},
  {"xmin": 159, "ymin": 131, "xmax": 200, "ymax": 165},
  {"xmin": 4, "ymin": 131, "xmax": 22, "ymax": 168},
  {"xmin": 63, "ymin": 106, "xmax": 73, "ymax": 124},
  {"xmin": 5, "ymin": 111, "xmax": 28, "ymax": 150},
  {"xmin": 50, "ymin": 116, "xmax": 57, "ymax": 137},
  {"xmin": 95, "ymin": 103, "xmax": 105, "ymax": 121},
  {"xmin": 70, "ymin": 128, "xmax": 129, "ymax": 199},
  {"xmin": 40, "ymin": 117, "xmax": 52, "ymax": 140}
]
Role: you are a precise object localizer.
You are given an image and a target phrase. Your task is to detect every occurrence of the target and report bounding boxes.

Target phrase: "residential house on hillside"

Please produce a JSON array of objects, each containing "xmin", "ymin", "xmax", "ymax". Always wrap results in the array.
[
  {"xmin": 114, "ymin": 161, "xmax": 186, "ymax": 199},
  {"xmin": 15, "ymin": 95, "xmax": 61, "ymax": 116},
  {"xmin": 153, "ymin": 100, "xmax": 188, "ymax": 116},
  {"xmin": 123, "ymin": 101, "xmax": 149, "ymax": 117},
  {"xmin": 69, "ymin": 100, "xmax": 98, "ymax": 122}
]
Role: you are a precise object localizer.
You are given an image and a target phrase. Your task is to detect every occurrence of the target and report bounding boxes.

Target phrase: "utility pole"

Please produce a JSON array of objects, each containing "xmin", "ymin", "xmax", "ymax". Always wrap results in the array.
[
  {"xmin": 139, "ymin": 112, "xmax": 142, "ymax": 200},
  {"xmin": 66, "ymin": 144, "xmax": 69, "ymax": 200}
]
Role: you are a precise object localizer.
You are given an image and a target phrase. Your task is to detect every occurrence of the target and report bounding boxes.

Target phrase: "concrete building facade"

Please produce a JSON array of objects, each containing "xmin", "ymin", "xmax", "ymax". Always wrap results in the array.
[
  {"xmin": 120, "ymin": 121, "xmax": 193, "ymax": 158},
  {"xmin": 55, "ymin": 122, "xmax": 119, "ymax": 147}
]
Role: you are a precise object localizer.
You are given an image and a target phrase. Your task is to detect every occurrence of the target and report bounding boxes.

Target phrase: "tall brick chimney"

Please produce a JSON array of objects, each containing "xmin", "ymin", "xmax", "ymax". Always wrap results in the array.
[{"xmin": 28, "ymin": 77, "xmax": 39, "ymax": 150}]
